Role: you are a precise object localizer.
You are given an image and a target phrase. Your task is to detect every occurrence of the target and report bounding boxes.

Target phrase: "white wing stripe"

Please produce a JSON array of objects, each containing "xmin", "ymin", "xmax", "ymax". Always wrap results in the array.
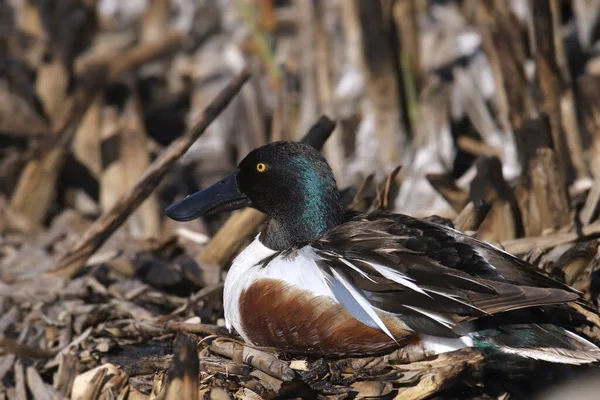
[
  {"xmin": 363, "ymin": 261, "xmax": 430, "ymax": 297},
  {"xmin": 338, "ymin": 257, "xmax": 378, "ymax": 283},
  {"xmin": 329, "ymin": 268, "xmax": 398, "ymax": 343}
]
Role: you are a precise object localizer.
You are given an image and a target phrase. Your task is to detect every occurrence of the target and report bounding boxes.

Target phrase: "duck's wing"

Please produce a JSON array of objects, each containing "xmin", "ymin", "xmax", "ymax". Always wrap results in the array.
[{"xmin": 308, "ymin": 211, "xmax": 580, "ymax": 338}]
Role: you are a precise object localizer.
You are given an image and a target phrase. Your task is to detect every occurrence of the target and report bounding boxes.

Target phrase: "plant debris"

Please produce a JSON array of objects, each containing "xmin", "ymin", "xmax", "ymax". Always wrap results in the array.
[{"xmin": 3, "ymin": 1, "xmax": 600, "ymax": 399}]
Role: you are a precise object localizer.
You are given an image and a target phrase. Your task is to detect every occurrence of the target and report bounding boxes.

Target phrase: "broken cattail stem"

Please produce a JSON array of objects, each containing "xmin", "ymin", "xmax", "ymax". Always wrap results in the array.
[
  {"xmin": 350, "ymin": 174, "xmax": 376, "ymax": 213},
  {"xmin": 393, "ymin": 350, "xmax": 484, "ymax": 400},
  {"xmin": 154, "ymin": 283, "xmax": 224, "ymax": 323},
  {"xmin": 356, "ymin": 0, "xmax": 407, "ymax": 170},
  {"xmin": 157, "ymin": 334, "xmax": 199, "ymax": 400},
  {"xmin": 108, "ymin": 31, "xmax": 183, "ymax": 81},
  {"xmin": 457, "ymin": 136, "xmax": 503, "ymax": 159},
  {"xmin": 581, "ymin": 181, "xmax": 600, "ymax": 225},
  {"xmin": 314, "ymin": 1, "xmax": 345, "ymax": 184},
  {"xmin": 470, "ymin": 157, "xmax": 521, "ymax": 242},
  {"xmin": 454, "ymin": 202, "xmax": 487, "ymax": 233},
  {"xmin": 0, "ymin": 335, "xmax": 56, "ymax": 359},
  {"xmin": 578, "ymin": 75, "xmax": 600, "ymax": 177},
  {"xmin": 209, "ymin": 339, "xmax": 296, "ymax": 382},
  {"xmin": 426, "ymin": 173, "xmax": 470, "ymax": 213},
  {"xmin": 74, "ymin": 31, "xmax": 183, "ymax": 80},
  {"xmin": 530, "ymin": 148, "xmax": 571, "ymax": 232},
  {"xmin": 197, "ymin": 209, "xmax": 266, "ymax": 268},
  {"xmin": 47, "ymin": 67, "xmax": 251, "ymax": 278},
  {"xmin": 199, "ymin": 357, "xmax": 251, "ymax": 376},
  {"xmin": 11, "ymin": 31, "xmax": 184, "ymax": 226},
  {"xmin": 502, "ymin": 220, "xmax": 600, "ymax": 255},
  {"xmin": 350, "ymin": 381, "xmax": 393, "ymax": 398},
  {"xmin": 532, "ymin": 1, "xmax": 587, "ymax": 181},
  {"xmin": 474, "ymin": 2, "xmax": 534, "ymax": 130},
  {"xmin": 10, "ymin": 66, "xmax": 108, "ymax": 224},
  {"xmin": 552, "ymin": 242, "xmax": 599, "ymax": 286},
  {"xmin": 165, "ymin": 321, "xmax": 230, "ymax": 337},
  {"xmin": 74, "ymin": 366, "xmax": 108, "ymax": 400},
  {"xmin": 388, "ymin": 345, "xmax": 429, "ymax": 364}
]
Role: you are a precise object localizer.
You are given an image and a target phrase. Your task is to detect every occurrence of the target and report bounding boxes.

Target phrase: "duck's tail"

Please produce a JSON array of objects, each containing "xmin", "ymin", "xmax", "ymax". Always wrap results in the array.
[
  {"xmin": 420, "ymin": 324, "xmax": 600, "ymax": 365},
  {"xmin": 471, "ymin": 324, "xmax": 600, "ymax": 365}
]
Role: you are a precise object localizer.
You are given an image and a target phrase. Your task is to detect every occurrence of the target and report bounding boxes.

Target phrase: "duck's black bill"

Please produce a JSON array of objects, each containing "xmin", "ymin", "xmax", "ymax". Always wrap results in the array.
[{"xmin": 165, "ymin": 171, "xmax": 250, "ymax": 221}]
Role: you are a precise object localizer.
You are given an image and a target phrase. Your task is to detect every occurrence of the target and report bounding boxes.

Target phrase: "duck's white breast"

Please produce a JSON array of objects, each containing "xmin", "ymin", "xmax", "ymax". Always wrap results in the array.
[{"xmin": 223, "ymin": 235, "xmax": 335, "ymax": 343}]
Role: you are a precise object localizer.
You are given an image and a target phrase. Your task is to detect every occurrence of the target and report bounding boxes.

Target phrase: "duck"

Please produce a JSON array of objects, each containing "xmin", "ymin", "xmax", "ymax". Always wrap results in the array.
[{"xmin": 165, "ymin": 140, "xmax": 600, "ymax": 365}]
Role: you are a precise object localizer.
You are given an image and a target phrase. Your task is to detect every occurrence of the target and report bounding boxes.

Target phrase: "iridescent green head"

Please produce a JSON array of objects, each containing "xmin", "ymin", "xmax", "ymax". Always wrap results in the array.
[{"xmin": 166, "ymin": 141, "xmax": 344, "ymax": 250}]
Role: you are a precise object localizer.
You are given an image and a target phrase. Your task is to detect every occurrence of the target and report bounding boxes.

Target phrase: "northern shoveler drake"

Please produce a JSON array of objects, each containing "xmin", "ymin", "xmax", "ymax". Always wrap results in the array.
[{"xmin": 166, "ymin": 141, "xmax": 600, "ymax": 364}]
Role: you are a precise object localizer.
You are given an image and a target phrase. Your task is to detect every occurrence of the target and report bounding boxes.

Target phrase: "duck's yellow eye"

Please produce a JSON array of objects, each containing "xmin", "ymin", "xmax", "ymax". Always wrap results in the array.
[{"xmin": 256, "ymin": 163, "xmax": 267, "ymax": 173}]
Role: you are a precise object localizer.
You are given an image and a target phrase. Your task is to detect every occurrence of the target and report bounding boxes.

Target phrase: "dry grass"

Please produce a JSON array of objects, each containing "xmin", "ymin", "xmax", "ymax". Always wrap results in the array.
[{"xmin": 3, "ymin": 0, "xmax": 600, "ymax": 398}]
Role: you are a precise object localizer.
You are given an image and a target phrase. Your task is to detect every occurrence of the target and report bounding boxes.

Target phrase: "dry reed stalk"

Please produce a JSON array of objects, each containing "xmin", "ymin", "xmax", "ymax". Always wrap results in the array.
[{"xmin": 47, "ymin": 68, "xmax": 251, "ymax": 278}]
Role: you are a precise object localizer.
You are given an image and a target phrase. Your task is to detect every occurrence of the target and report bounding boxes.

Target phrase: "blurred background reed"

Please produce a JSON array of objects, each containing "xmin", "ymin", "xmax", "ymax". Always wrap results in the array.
[{"xmin": 3, "ymin": 0, "xmax": 600, "ymax": 398}]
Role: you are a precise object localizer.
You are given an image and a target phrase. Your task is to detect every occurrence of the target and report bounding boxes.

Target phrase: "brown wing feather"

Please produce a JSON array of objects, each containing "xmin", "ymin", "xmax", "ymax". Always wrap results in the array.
[
  {"xmin": 308, "ymin": 211, "xmax": 586, "ymax": 337},
  {"xmin": 467, "ymin": 281, "xmax": 579, "ymax": 315}
]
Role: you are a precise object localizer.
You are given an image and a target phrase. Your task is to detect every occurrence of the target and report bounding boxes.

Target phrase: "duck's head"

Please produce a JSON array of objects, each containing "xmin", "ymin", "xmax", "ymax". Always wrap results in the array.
[{"xmin": 166, "ymin": 141, "xmax": 344, "ymax": 249}]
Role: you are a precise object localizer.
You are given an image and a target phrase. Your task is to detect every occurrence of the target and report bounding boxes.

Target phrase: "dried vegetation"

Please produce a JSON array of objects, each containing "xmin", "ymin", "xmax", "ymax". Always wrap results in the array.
[{"xmin": 3, "ymin": 0, "xmax": 600, "ymax": 398}]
